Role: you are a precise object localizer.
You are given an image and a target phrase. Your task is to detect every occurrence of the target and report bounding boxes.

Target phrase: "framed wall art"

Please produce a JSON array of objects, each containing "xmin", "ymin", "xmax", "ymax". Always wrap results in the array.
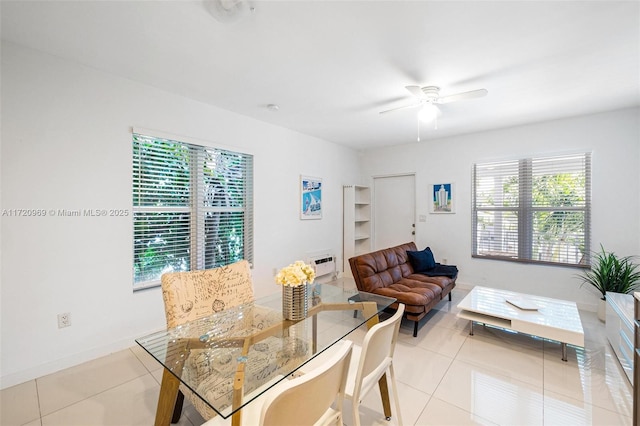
[
  {"xmin": 300, "ymin": 175, "xmax": 322, "ymax": 219},
  {"xmin": 430, "ymin": 183, "xmax": 454, "ymax": 213}
]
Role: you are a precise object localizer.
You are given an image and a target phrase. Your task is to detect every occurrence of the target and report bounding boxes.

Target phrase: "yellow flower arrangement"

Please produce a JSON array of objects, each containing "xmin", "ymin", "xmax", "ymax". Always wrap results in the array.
[{"xmin": 275, "ymin": 260, "xmax": 316, "ymax": 287}]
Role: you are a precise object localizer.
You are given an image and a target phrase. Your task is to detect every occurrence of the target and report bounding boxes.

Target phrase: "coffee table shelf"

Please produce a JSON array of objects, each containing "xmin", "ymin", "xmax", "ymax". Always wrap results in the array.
[
  {"xmin": 457, "ymin": 286, "xmax": 585, "ymax": 361},
  {"xmin": 457, "ymin": 310, "xmax": 512, "ymax": 329}
]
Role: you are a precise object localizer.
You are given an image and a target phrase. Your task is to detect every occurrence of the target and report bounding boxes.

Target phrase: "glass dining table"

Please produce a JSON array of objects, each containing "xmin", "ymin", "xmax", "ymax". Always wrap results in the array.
[{"xmin": 136, "ymin": 283, "xmax": 396, "ymax": 426}]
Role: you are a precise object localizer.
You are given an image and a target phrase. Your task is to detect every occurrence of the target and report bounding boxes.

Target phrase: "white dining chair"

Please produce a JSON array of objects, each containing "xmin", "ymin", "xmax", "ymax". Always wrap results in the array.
[
  {"xmin": 344, "ymin": 303, "xmax": 405, "ymax": 426},
  {"xmin": 203, "ymin": 339, "xmax": 353, "ymax": 426}
]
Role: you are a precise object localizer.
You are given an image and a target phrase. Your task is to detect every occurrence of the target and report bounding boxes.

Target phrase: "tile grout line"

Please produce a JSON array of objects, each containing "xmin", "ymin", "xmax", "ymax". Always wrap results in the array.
[
  {"xmin": 36, "ymin": 372, "xmax": 159, "ymax": 423},
  {"xmin": 34, "ymin": 378, "xmax": 43, "ymax": 426}
]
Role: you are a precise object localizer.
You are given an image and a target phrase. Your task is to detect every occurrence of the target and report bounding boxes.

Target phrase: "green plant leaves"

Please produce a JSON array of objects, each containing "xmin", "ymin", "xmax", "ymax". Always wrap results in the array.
[{"xmin": 578, "ymin": 244, "xmax": 640, "ymax": 299}]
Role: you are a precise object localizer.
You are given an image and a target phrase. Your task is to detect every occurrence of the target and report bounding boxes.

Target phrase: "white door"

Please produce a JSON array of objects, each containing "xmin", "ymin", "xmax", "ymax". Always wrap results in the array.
[{"xmin": 373, "ymin": 174, "xmax": 416, "ymax": 250}]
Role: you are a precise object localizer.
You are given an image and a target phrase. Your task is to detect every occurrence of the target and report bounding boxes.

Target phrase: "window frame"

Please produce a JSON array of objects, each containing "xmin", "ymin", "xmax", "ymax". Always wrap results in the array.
[
  {"xmin": 132, "ymin": 131, "xmax": 253, "ymax": 290},
  {"xmin": 472, "ymin": 152, "xmax": 591, "ymax": 268}
]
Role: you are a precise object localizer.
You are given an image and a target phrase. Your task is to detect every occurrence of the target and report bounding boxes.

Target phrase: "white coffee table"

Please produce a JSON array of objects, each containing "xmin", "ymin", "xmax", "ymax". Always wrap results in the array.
[{"xmin": 456, "ymin": 286, "xmax": 584, "ymax": 361}]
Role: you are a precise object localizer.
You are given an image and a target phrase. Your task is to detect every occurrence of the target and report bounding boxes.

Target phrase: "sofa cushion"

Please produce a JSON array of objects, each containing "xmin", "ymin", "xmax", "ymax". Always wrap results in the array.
[
  {"xmin": 370, "ymin": 278, "xmax": 441, "ymax": 308},
  {"xmin": 406, "ymin": 273, "xmax": 455, "ymax": 290},
  {"xmin": 407, "ymin": 247, "xmax": 436, "ymax": 272},
  {"xmin": 349, "ymin": 244, "xmax": 414, "ymax": 292}
]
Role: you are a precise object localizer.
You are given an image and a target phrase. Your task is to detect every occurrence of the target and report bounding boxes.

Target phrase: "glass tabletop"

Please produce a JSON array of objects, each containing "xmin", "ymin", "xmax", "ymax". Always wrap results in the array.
[{"xmin": 136, "ymin": 283, "xmax": 395, "ymax": 419}]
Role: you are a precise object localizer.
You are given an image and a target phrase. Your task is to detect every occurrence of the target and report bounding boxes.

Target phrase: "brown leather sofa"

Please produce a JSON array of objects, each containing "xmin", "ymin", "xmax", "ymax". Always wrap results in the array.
[{"xmin": 348, "ymin": 242, "xmax": 457, "ymax": 337}]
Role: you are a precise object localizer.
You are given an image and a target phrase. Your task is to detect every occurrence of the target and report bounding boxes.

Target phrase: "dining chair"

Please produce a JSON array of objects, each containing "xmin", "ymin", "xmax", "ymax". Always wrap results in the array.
[
  {"xmin": 161, "ymin": 259, "xmax": 255, "ymax": 329},
  {"xmin": 203, "ymin": 339, "xmax": 354, "ymax": 426},
  {"xmin": 160, "ymin": 259, "xmax": 257, "ymax": 422},
  {"xmin": 345, "ymin": 303, "xmax": 405, "ymax": 426}
]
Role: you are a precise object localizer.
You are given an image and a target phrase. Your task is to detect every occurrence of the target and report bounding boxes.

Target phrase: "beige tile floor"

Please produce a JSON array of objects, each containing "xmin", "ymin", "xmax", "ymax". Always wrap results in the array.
[{"xmin": 1, "ymin": 287, "xmax": 633, "ymax": 425}]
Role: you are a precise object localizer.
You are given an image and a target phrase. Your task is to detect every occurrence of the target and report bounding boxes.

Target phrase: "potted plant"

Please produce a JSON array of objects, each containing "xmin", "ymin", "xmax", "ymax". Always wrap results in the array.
[{"xmin": 578, "ymin": 245, "xmax": 640, "ymax": 321}]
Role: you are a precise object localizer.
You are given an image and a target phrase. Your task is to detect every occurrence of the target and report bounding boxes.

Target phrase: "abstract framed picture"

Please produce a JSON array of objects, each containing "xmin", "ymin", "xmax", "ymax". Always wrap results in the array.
[
  {"xmin": 300, "ymin": 175, "xmax": 322, "ymax": 220},
  {"xmin": 430, "ymin": 183, "xmax": 454, "ymax": 213}
]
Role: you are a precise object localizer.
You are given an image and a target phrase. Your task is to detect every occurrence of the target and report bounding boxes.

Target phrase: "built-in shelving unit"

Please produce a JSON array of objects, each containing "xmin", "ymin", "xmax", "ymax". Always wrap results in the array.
[{"xmin": 343, "ymin": 185, "xmax": 371, "ymax": 277}]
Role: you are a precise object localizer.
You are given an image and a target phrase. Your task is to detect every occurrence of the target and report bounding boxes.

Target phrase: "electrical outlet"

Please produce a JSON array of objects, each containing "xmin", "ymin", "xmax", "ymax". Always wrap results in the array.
[{"xmin": 58, "ymin": 312, "xmax": 71, "ymax": 328}]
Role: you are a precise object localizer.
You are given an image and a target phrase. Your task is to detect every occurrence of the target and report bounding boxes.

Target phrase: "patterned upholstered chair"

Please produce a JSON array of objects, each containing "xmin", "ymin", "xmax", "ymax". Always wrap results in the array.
[
  {"xmin": 161, "ymin": 259, "xmax": 256, "ymax": 329},
  {"xmin": 161, "ymin": 260, "xmax": 255, "ymax": 421},
  {"xmin": 160, "ymin": 260, "xmax": 308, "ymax": 422}
]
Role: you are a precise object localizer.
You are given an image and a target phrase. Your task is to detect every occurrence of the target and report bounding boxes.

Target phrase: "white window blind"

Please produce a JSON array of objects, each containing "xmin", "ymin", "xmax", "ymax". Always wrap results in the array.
[
  {"xmin": 133, "ymin": 133, "xmax": 253, "ymax": 289},
  {"xmin": 472, "ymin": 152, "xmax": 591, "ymax": 267}
]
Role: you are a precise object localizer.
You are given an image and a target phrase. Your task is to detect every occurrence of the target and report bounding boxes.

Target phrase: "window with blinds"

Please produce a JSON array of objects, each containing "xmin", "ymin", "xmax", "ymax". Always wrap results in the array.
[
  {"xmin": 132, "ymin": 133, "xmax": 253, "ymax": 289},
  {"xmin": 472, "ymin": 152, "xmax": 591, "ymax": 267}
]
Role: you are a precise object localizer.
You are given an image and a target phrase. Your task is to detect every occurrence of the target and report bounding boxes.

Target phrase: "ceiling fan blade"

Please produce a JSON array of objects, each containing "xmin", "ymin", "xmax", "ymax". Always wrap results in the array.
[
  {"xmin": 405, "ymin": 85, "xmax": 427, "ymax": 98},
  {"xmin": 438, "ymin": 88, "xmax": 488, "ymax": 104},
  {"xmin": 379, "ymin": 102, "xmax": 423, "ymax": 115}
]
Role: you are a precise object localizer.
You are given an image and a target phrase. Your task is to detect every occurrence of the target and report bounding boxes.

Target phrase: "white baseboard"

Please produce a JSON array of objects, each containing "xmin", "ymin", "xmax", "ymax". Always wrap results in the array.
[{"xmin": 0, "ymin": 334, "xmax": 149, "ymax": 390}]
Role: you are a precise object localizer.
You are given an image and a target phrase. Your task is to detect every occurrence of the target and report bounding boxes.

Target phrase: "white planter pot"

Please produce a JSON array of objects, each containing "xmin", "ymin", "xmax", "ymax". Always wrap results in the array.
[{"xmin": 597, "ymin": 298, "xmax": 606, "ymax": 322}]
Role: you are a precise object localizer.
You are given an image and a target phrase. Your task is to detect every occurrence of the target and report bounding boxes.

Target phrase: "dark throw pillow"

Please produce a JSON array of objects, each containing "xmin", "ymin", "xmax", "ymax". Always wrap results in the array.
[
  {"xmin": 425, "ymin": 246, "xmax": 437, "ymax": 264},
  {"xmin": 407, "ymin": 247, "xmax": 436, "ymax": 272}
]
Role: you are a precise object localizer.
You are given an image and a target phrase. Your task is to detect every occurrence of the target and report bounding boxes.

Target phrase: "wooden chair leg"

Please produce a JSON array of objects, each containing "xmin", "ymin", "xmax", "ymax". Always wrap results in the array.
[
  {"xmin": 413, "ymin": 320, "xmax": 418, "ymax": 337},
  {"xmin": 448, "ymin": 292, "xmax": 452, "ymax": 301},
  {"xmin": 171, "ymin": 390, "xmax": 185, "ymax": 424}
]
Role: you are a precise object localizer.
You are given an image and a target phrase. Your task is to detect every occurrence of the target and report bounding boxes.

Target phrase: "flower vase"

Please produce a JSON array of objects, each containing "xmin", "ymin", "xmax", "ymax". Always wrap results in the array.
[
  {"xmin": 282, "ymin": 283, "xmax": 308, "ymax": 320},
  {"xmin": 284, "ymin": 322, "xmax": 309, "ymax": 357}
]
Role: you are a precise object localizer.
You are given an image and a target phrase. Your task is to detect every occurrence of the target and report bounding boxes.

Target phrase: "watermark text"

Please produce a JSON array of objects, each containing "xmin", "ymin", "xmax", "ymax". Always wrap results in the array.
[{"xmin": 2, "ymin": 208, "xmax": 130, "ymax": 217}]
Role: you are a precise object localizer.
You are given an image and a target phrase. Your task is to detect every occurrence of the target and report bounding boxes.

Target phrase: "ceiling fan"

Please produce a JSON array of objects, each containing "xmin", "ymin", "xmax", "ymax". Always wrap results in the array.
[{"xmin": 380, "ymin": 85, "xmax": 488, "ymax": 123}]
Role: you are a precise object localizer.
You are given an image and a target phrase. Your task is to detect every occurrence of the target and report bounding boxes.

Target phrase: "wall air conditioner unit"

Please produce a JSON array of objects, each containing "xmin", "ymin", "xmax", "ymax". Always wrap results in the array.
[{"xmin": 309, "ymin": 254, "xmax": 337, "ymax": 280}]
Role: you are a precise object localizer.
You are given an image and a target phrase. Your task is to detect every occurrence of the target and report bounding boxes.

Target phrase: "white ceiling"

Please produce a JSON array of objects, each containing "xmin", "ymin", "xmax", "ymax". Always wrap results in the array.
[{"xmin": 2, "ymin": 1, "xmax": 639, "ymax": 150}]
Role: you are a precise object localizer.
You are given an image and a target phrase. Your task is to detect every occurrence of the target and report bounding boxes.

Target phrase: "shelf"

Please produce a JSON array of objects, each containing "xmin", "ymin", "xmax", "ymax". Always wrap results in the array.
[
  {"xmin": 344, "ymin": 185, "xmax": 372, "ymax": 277},
  {"xmin": 607, "ymin": 292, "xmax": 634, "ymax": 385},
  {"xmin": 457, "ymin": 310, "xmax": 512, "ymax": 329}
]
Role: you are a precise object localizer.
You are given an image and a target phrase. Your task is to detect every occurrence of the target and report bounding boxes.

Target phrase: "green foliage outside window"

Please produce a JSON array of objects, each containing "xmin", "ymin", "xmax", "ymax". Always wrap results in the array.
[
  {"xmin": 132, "ymin": 134, "xmax": 252, "ymax": 287},
  {"xmin": 474, "ymin": 153, "xmax": 590, "ymax": 266},
  {"xmin": 531, "ymin": 173, "xmax": 586, "ymax": 263}
]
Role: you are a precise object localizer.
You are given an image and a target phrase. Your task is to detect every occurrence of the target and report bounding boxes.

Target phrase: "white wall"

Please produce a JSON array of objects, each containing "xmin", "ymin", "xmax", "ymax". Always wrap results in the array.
[
  {"xmin": 360, "ymin": 108, "xmax": 640, "ymax": 311},
  {"xmin": 3, "ymin": 41, "xmax": 638, "ymax": 389},
  {"xmin": 0, "ymin": 42, "xmax": 361, "ymax": 388}
]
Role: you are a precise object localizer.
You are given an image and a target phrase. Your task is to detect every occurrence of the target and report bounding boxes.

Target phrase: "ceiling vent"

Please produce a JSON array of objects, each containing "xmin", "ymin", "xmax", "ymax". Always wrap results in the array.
[{"xmin": 203, "ymin": 0, "xmax": 251, "ymax": 23}]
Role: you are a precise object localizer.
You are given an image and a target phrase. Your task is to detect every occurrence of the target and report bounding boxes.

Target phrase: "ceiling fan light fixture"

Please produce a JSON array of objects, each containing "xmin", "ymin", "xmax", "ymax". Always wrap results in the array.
[{"xmin": 418, "ymin": 103, "xmax": 439, "ymax": 123}]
